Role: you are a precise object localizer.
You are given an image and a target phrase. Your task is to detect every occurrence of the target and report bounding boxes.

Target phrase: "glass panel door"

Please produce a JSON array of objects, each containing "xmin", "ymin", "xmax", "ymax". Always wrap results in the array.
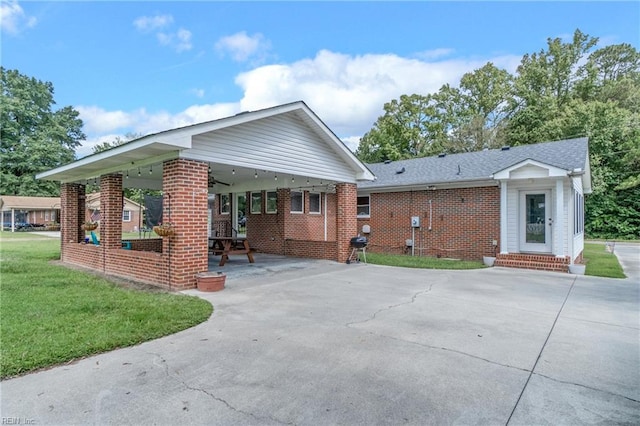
[
  {"xmin": 234, "ymin": 193, "xmax": 246, "ymax": 237},
  {"xmin": 520, "ymin": 190, "xmax": 551, "ymax": 253}
]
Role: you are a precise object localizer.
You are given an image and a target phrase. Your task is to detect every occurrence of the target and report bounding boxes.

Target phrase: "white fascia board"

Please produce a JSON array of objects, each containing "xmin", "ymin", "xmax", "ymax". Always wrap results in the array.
[
  {"xmin": 492, "ymin": 159, "xmax": 568, "ymax": 180},
  {"xmin": 36, "ymin": 136, "xmax": 189, "ymax": 181}
]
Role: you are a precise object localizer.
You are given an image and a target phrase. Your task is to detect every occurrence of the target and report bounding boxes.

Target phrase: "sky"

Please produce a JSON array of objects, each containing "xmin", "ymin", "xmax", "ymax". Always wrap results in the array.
[{"xmin": 2, "ymin": 1, "xmax": 639, "ymax": 158}]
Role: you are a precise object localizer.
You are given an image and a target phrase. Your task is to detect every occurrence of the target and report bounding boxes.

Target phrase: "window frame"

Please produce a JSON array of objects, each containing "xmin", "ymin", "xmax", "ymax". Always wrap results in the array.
[
  {"xmin": 219, "ymin": 193, "xmax": 230, "ymax": 215},
  {"xmin": 309, "ymin": 192, "xmax": 321, "ymax": 214},
  {"xmin": 122, "ymin": 210, "xmax": 131, "ymax": 222},
  {"xmin": 290, "ymin": 190, "xmax": 304, "ymax": 214},
  {"xmin": 266, "ymin": 191, "xmax": 278, "ymax": 214},
  {"xmin": 250, "ymin": 191, "xmax": 262, "ymax": 214},
  {"xmin": 357, "ymin": 195, "xmax": 370, "ymax": 218}
]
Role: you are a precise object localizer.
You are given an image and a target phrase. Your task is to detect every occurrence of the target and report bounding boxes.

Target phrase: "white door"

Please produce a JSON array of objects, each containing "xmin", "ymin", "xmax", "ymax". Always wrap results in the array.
[
  {"xmin": 519, "ymin": 190, "xmax": 552, "ymax": 253},
  {"xmin": 233, "ymin": 193, "xmax": 246, "ymax": 238}
]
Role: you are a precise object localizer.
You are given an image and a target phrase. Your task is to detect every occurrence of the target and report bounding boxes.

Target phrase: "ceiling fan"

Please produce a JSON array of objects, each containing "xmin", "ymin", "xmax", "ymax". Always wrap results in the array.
[{"xmin": 208, "ymin": 171, "xmax": 230, "ymax": 187}]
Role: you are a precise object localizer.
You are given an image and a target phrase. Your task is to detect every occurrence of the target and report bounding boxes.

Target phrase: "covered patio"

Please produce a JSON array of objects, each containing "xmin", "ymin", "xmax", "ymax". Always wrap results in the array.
[{"xmin": 37, "ymin": 101, "xmax": 374, "ymax": 290}]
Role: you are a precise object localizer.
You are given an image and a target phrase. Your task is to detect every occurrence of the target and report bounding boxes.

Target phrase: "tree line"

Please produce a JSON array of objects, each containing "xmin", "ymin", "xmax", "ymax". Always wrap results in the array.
[
  {"xmin": 356, "ymin": 30, "xmax": 639, "ymax": 239},
  {"xmin": 1, "ymin": 30, "xmax": 638, "ymax": 238}
]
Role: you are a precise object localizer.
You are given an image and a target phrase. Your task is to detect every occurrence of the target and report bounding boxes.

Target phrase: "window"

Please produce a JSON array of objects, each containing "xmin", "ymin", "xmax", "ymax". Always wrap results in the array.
[
  {"xmin": 290, "ymin": 191, "xmax": 303, "ymax": 213},
  {"xmin": 574, "ymin": 192, "xmax": 584, "ymax": 235},
  {"xmin": 122, "ymin": 210, "xmax": 131, "ymax": 222},
  {"xmin": 45, "ymin": 211, "xmax": 49, "ymax": 221},
  {"xmin": 266, "ymin": 191, "xmax": 277, "ymax": 213},
  {"xmin": 357, "ymin": 196, "xmax": 370, "ymax": 217},
  {"xmin": 219, "ymin": 193, "xmax": 230, "ymax": 214},
  {"xmin": 309, "ymin": 193, "xmax": 321, "ymax": 214},
  {"xmin": 251, "ymin": 192, "xmax": 262, "ymax": 214}
]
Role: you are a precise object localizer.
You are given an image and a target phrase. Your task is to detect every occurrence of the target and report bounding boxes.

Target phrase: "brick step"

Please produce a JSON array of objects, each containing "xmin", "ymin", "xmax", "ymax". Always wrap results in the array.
[{"xmin": 494, "ymin": 257, "xmax": 569, "ymax": 273}]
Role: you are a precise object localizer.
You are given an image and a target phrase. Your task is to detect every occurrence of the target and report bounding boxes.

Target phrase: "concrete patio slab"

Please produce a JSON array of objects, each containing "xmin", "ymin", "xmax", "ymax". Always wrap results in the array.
[{"xmin": 1, "ymin": 254, "xmax": 638, "ymax": 425}]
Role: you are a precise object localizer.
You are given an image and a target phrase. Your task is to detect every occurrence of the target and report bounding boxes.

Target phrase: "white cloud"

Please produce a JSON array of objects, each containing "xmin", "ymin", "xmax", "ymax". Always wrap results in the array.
[
  {"xmin": 157, "ymin": 27, "xmax": 192, "ymax": 52},
  {"xmin": 134, "ymin": 14, "xmax": 191, "ymax": 52},
  {"xmin": 76, "ymin": 49, "xmax": 522, "ymax": 156},
  {"xmin": 0, "ymin": 0, "xmax": 36, "ymax": 35},
  {"xmin": 133, "ymin": 14, "xmax": 173, "ymax": 32},
  {"xmin": 417, "ymin": 48, "xmax": 455, "ymax": 60},
  {"xmin": 235, "ymin": 49, "xmax": 521, "ymax": 137},
  {"xmin": 215, "ymin": 31, "xmax": 270, "ymax": 62}
]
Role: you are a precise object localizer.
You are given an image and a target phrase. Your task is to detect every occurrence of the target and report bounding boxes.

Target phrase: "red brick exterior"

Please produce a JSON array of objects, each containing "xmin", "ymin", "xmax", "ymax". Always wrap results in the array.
[
  {"xmin": 161, "ymin": 159, "xmax": 209, "ymax": 290},
  {"xmin": 495, "ymin": 253, "xmax": 570, "ymax": 272},
  {"xmin": 336, "ymin": 183, "xmax": 357, "ymax": 263},
  {"xmin": 358, "ymin": 186, "xmax": 500, "ymax": 260}
]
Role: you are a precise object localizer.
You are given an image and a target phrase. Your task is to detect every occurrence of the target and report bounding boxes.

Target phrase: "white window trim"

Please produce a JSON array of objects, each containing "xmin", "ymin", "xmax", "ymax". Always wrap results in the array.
[
  {"xmin": 251, "ymin": 191, "xmax": 262, "ymax": 214},
  {"xmin": 290, "ymin": 190, "xmax": 304, "ymax": 214},
  {"xmin": 220, "ymin": 194, "xmax": 230, "ymax": 215},
  {"xmin": 357, "ymin": 195, "xmax": 371, "ymax": 218},
  {"xmin": 122, "ymin": 210, "xmax": 131, "ymax": 222},
  {"xmin": 309, "ymin": 192, "xmax": 322, "ymax": 215},
  {"xmin": 266, "ymin": 191, "xmax": 278, "ymax": 214}
]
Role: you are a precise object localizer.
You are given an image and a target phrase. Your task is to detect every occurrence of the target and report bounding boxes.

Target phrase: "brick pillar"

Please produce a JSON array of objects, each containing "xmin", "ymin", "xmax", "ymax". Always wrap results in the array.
[
  {"xmin": 60, "ymin": 183, "xmax": 85, "ymax": 248},
  {"xmin": 100, "ymin": 174, "xmax": 123, "ymax": 250},
  {"xmin": 162, "ymin": 159, "xmax": 209, "ymax": 290},
  {"xmin": 335, "ymin": 183, "xmax": 357, "ymax": 263}
]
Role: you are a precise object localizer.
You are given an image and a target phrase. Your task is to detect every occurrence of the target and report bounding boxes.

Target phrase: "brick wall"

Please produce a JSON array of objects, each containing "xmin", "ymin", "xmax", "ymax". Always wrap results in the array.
[
  {"xmin": 336, "ymin": 183, "xmax": 357, "ymax": 263},
  {"xmin": 358, "ymin": 186, "xmax": 500, "ymax": 260}
]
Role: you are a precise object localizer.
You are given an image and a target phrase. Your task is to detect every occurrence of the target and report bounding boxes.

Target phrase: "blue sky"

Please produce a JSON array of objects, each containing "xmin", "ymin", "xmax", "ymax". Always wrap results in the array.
[{"xmin": 2, "ymin": 1, "xmax": 639, "ymax": 157}]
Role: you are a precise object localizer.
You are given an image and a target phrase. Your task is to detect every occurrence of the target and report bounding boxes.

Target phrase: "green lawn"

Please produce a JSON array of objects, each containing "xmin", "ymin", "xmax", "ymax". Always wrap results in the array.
[
  {"xmin": 365, "ymin": 252, "xmax": 486, "ymax": 270},
  {"xmin": 583, "ymin": 242, "xmax": 626, "ymax": 279},
  {"xmin": 0, "ymin": 236, "xmax": 213, "ymax": 379}
]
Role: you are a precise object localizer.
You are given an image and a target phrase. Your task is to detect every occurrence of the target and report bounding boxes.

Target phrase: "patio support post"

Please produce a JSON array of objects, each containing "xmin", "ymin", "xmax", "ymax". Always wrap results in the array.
[
  {"xmin": 162, "ymin": 158, "xmax": 209, "ymax": 290},
  {"xmin": 554, "ymin": 179, "xmax": 564, "ymax": 257},
  {"xmin": 60, "ymin": 183, "xmax": 85, "ymax": 258},
  {"xmin": 335, "ymin": 183, "xmax": 357, "ymax": 263},
  {"xmin": 100, "ymin": 174, "xmax": 123, "ymax": 249},
  {"xmin": 500, "ymin": 181, "xmax": 508, "ymax": 254}
]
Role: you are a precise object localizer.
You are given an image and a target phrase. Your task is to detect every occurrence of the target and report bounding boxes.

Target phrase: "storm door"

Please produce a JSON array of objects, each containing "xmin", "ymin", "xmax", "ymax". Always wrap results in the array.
[{"xmin": 519, "ymin": 190, "xmax": 552, "ymax": 253}]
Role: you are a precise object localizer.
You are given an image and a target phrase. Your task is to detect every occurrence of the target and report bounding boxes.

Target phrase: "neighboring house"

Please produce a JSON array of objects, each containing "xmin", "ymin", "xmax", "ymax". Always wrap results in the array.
[
  {"xmin": 0, "ymin": 195, "xmax": 60, "ymax": 231},
  {"xmin": 85, "ymin": 192, "xmax": 145, "ymax": 233},
  {"xmin": 0, "ymin": 194, "xmax": 144, "ymax": 233},
  {"xmin": 357, "ymin": 137, "xmax": 591, "ymax": 272}
]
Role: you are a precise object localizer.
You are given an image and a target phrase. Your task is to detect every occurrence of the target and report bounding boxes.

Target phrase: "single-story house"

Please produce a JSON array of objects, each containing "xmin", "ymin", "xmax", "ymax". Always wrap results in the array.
[
  {"xmin": 357, "ymin": 137, "xmax": 591, "ymax": 272},
  {"xmin": 36, "ymin": 101, "xmax": 375, "ymax": 290},
  {"xmin": 0, "ymin": 195, "xmax": 60, "ymax": 231},
  {"xmin": 35, "ymin": 100, "xmax": 590, "ymax": 289},
  {"xmin": 85, "ymin": 192, "xmax": 144, "ymax": 233}
]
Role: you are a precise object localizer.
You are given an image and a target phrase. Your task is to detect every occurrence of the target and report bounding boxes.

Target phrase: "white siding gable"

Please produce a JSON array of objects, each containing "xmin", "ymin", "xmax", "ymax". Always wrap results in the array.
[{"xmin": 184, "ymin": 114, "xmax": 357, "ymax": 183}]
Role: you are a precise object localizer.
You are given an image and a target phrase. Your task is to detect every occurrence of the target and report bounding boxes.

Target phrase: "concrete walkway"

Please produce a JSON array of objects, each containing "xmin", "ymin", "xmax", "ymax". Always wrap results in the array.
[{"xmin": 1, "ymin": 250, "xmax": 638, "ymax": 425}]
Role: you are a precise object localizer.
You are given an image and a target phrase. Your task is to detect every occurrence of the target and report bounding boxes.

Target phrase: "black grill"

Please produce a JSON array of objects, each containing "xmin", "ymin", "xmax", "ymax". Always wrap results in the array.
[{"xmin": 350, "ymin": 236, "xmax": 368, "ymax": 248}]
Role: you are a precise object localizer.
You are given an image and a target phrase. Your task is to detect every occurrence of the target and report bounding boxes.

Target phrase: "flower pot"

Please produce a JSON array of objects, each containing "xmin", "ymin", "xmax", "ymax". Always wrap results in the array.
[
  {"xmin": 196, "ymin": 272, "xmax": 226, "ymax": 292},
  {"xmin": 153, "ymin": 226, "xmax": 174, "ymax": 237},
  {"xmin": 82, "ymin": 223, "xmax": 98, "ymax": 231},
  {"xmin": 483, "ymin": 256, "xmax": 496, "ymax": 267}
]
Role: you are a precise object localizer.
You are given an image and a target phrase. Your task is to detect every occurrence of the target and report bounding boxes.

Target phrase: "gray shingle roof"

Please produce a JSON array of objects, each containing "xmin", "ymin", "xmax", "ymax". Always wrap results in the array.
[{"xmin": 358, "ymin": 137, "xmax": 588, "ymax": 189}]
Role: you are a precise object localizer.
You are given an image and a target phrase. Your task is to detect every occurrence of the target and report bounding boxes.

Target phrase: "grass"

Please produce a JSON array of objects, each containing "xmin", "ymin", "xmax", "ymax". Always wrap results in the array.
[
  {"xmin": 583, "ymin": 242, "xmax": 626, "ymax": 279},
  {"xmin": 0, "ymin": 237, "xmax": 213, "ymax": 379},
  {"xmin": 365, "ymin": 252, "xmax": 486, "ymax": 270}
]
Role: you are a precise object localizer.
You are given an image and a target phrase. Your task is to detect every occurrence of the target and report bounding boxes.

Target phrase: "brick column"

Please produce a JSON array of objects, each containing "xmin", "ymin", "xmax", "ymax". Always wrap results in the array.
[
  {"xmin": 162, "ymin": 159, "xmax": 209, "ymax": 289},
  {"xmin": 100, "ymin": 174, "xmax": 123, "ymax": 249},
  {"xmin": 60, "ymin": 183, "xmax": 85, "ymax": 247},
  {"xmin": 335, "ymin": 183, "xmax": 357, "ymax": 263}
]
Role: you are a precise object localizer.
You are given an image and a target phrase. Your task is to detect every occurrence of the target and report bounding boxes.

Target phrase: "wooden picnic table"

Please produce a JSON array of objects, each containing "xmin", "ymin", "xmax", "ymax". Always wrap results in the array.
[{"xmin": 209, "ymin": 236, "xmax": 255, "ymax": 266}]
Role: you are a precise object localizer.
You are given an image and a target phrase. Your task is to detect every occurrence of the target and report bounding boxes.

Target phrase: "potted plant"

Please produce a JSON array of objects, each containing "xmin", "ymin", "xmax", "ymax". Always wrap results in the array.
[
  {"xmin": 153, "ymin": 222, "xmax": 175, "ymax": 237},
  {"xmin": 82, "ymin": 221, "xmax": 99, "ymax": 231},
  {"xmin": 196, "ymin": 271, "xmax": 226, "ymax": 292}
]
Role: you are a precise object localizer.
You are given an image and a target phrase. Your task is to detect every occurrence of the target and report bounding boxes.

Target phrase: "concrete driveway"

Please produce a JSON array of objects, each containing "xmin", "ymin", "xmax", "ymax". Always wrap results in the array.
[{"xmin": 1, "ymin": 253, "xmax": 639, "ymax": 425}]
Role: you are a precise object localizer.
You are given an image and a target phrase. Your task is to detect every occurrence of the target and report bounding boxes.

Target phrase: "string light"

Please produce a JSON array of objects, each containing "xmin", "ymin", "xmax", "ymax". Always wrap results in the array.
[
  {"xmin": 254, "ymin": 170, "xmax": 258, "ymax": 179},
  {"xmin": 125, "ymin": 170, "xmax": 129, "ymax": 179},
  {"xmin": 306, "ymin": 178, "xmax": 310, "ymax": 185},
  {"xmin": 291, "ymin": 176, "xmax": 295, "ymax": 183},
  {"xmin": 137, "ymin": 168, "xmax": 141, "ymax": 177},
  {"xmin": 232, "ymin": 169, "xmax": 235, "ymax": 175},
  {"xmin": 274, "ymin": 174, "xmax": 278, "ymax": 181},
  {"xmin": 149, "ymin": 165, "xmax": 153, "ymax": 175}
]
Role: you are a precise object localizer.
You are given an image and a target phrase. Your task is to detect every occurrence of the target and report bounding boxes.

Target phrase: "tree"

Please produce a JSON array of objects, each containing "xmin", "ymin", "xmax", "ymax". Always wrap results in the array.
[{"xmin": 0, "ymin": 68, "xmax": 85, "ymax": 195}]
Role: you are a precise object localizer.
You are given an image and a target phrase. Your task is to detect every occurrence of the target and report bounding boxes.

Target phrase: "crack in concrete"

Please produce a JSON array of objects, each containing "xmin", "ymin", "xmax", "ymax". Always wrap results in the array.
[
  {"xmin": 532, "ymin": 372, "xmax": 640, "ymax": 404},
  {"xmin": 145, "ymin": 351, "xmax": 294, "ymax": 425},
  {"xmin": 345, "ymin": 285, "xmax": 434, "ymax": 327}
]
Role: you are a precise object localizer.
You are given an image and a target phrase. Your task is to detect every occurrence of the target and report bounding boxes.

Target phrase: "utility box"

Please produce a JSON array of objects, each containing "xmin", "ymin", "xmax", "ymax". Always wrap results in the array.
[{"xmin": 411, "ymin": 216, "xmax": 420, "ymax": 228}]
